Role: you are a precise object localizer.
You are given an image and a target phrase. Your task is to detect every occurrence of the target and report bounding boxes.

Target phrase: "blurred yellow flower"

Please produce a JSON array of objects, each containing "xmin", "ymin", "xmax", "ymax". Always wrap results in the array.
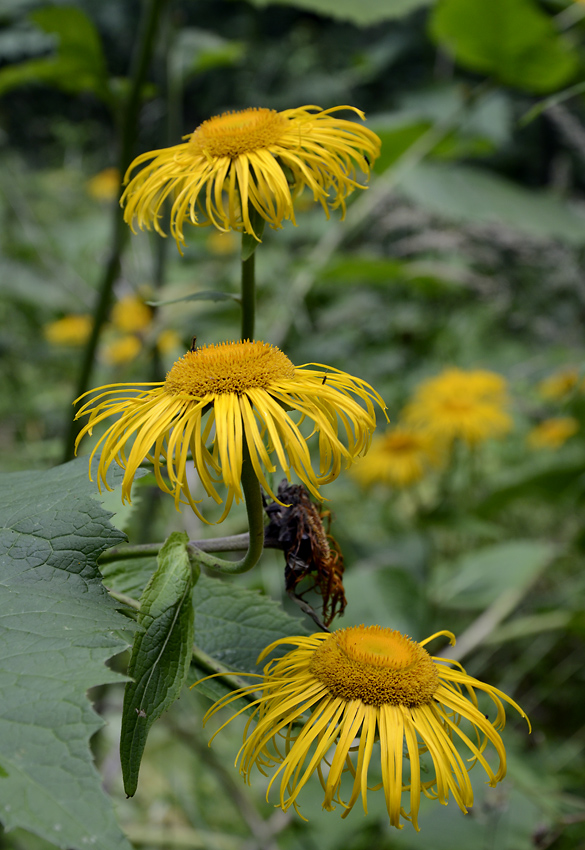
[
  {"xmin": 75, "ymin": 340, "xmax": 386, "ymax": 522},
  {"xmin": 351, "ymin": 426, "xmax": 441, "ymax": 488},
  {"xmin": 101, "ymin": 335, "xmax": 142, "ymax": 366},
  {"xmin": 206, "ymin": 230, "xmax": 238, "ymax": 255},
  {"xmin": 202, "ymin": 626, "xmax": 529, "ymax": 829},
  {"xmin": 156, "ymin": 328, "xmax": 182, "ymax": 354},
  {"xmin": 44, "ymin": 314, "xmax": 92, "ymax": 347},
  {"xmin": 121, "ymin": 105, "xmax": 381, "ymax": 249},
  {"xmin": 528, "ymin": 416, "xmax": 579, "ymax": 449},
  {"xmin": 86, "ymin": 167, "xmax": 120, "ymax": 202},
  {"xmin": 537, "ymin": 367, "xmax": 579, "ymax": 401},
  {"xmin": 404, "ymin": 367, "xmax": 512, "ymax": 446},
  {"xmin": 111, "ymin": 295, "xmax": 152, "ymax": 333}
]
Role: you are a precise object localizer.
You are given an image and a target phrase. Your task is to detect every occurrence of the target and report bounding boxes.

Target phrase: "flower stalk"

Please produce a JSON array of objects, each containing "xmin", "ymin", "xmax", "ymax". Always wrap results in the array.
[{"xmin": 63, "ymin": 0, "xmax": 169, "ymax": 461}]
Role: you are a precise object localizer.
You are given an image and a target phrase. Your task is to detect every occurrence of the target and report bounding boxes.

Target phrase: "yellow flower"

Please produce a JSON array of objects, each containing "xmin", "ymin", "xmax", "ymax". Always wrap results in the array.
[
  {"xmin": 156, "ymin": 328, "xmax": 182, "ymax": 354},
  {"xmin": 75, "ymin": 340, "xmax": 385, "ymax": 522},
  {"xmin": 121, "ymin": 105, "xmax": 381, "ymax": 249},
  {"xmin": 351, "ymin": 426, "xmax": 441, "ymax": 488},
  {"xmin": 111, "ymin": 295, "xmax": 152, "ymax": 333},
  {"xmin": 528, "ymin": 416, "xmax": 579, "ymax": 449},
  {"xmin": 86, "ymin": 167, "xmax": 120, "ymax": 202},
  {"xmin": 44, "ymin": 314, "xmax": 92, "ymax": 347},
  {"xmin": 201, "ymin": 626, "xmax": 529, "ymax": 830},
  {"xmin": 101, "ymin": 335, "xmax": 142, "ymax": 365},
  {"xmin": 404, "ymin": 367, "xmax": 512, "ymax": 446},
  {"xmin": 537, "ymin": 368, "xmax": 579, "ymax": 401},
  {"xmin": 206, "ymin": 230, "xmax": 238, "ymax": 255}
]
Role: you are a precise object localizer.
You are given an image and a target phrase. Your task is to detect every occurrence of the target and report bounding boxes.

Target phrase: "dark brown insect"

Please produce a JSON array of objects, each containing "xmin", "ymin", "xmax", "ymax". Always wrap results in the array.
[
  {"xmin": 264, "ymin": 481, "xmax": 346, "ymax": 630},
  {"xmin": 190, "ymin": 336, "xmax": 198, "ymax": 352}
]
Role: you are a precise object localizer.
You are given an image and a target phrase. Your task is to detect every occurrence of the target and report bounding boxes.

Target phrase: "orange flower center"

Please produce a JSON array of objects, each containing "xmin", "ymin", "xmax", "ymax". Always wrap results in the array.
[
  {"xmin": 190, "ymin": 108, "xmax": 288, "ymax": 159},
  {"xmin": 309, "ymin": 625, "xmax": 439, "ymax": 707},
  {"xmin": 164, "ymin": 340, "xmax": 295, "ymax": 397}
]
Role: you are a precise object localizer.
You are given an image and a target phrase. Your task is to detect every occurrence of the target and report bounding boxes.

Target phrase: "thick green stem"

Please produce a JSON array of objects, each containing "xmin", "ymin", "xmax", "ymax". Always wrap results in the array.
[
  {"xmin": 190, "ymin": 443, "xmax": 265, "ymax": 575},
  {"xmin": 63, "ymin": 0, "xmax": 169, "ymax": 462},
  {"xmin": 240, "ymin": 250, "xmax": 256, "ymax": 341},
  {"xmin": 101, "ymin": 450, "xmax": 265, "ymax": 575}
]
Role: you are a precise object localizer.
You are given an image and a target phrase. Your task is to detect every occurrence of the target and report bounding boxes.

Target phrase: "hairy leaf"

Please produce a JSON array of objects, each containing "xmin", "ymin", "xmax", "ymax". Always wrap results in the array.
[
  {"xmin": 120, "ymin": 532, "xmax": 197, "ymax": 797},
  {"xmin": 0, "ymin": 459, "xmax": 133, "ymax": 850},
  {"xmin": 190, "ymin": 574, "xmax": 309, "ymax": 702}
]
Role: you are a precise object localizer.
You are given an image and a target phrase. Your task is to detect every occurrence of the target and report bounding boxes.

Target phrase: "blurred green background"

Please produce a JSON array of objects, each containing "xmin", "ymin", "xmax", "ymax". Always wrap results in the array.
[{"xmin": 2, "ymin": 0, "xmax": 585, "ymax": 848}]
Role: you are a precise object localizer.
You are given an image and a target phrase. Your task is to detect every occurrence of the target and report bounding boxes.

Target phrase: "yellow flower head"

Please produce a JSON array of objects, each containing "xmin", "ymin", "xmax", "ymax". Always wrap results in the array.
[
  {"xmin": 156, "ymin": 328, "xmax": 182, "ymax": 355},
  {"xmin": 101, "ymin": 334, "xmax": 142, "ymax": 366},
  {"xmin": 44, "ymin": 314, "xmax": 92, "ymax": 347},
  {"xmin": 404, "ymin": 367, "xmax": 512, "ymax": 446},
  {"xmin": 121, "ymin": 105, "xmax": 381, "ymax": 249},
  {"xmin": 202, "ymin": 626, "xmax": 529, "ymax": 830},
  {"xmin": 86, "ymin": 167, "xmax": 120, "ymax": 202},
  {"xmin": 351, "ymin": 426, "xmax": 441, "ymax": 488},
  {"xmin": 75, "ymin": 340, "xmax": 386, "ymax": 523},
  {"xmin": 537, "ymin": 367, "xmax": 579, "ymax": 401},
  {"xmin": 111, "ymin": 295, "xmax": 152, "ymax": 333},
  {"xmin": 528, "ymin": 416, "xmax": 579, "ymax": 450}
]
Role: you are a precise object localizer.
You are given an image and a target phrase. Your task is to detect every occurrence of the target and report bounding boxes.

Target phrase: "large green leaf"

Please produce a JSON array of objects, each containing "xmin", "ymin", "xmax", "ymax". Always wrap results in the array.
[
  {"xmin": 243, "ymin": 0, "xmax": 431, "ymax": 26},
  {"xmin": 0, "ymin": 6, "xmax": 111, "ymax": 103},
  {"xmin": 190, "ymin": 574, "xmax": 309, "ymax": 702},
  {"xmin": 0, "ymin": 459, "xmax": 133, "ymax": 850},
  {"xmin": 398, "ymin": 162, "xmax": 585, "ymax": 245},
  {"xmin": 121, "ymin": 533, "xmax": 197, "ymax": 797},
  {"xmin": 430, "ymin": 0, "xmax": 578, "ymax": 93},
  {"xmin": 431, "ymin": 540, "xmax": 556, "ymax": 609}
]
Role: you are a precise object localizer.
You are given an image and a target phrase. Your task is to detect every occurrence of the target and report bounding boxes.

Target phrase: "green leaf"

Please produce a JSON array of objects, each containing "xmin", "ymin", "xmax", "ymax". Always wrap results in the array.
[
  {"xmin": 398, "ymin": 161, "xmax": 585, "ymax": 245},
  {"xmin": 147, "ymin": 290, "xmax": 240, "ymax": 307},
  {"xmin": 100, "ymin": 554, "xmax": 157, "ymax": 599},
  {"xmin": 190, "ymin": 574, "xmax": 309, "ymax": 702},
  {"xmin": 243, "ymin": 0, "xmax": 431, "ymax": 26},
  {"xmin": 0, "ymin": 459, "xmax": 133, "ymax": 850},
  {"xmin": 431, "ymin": 540, "xmax": 556, "ymax": 609},
  {"xmin": 430, "ymin": 0, "xmax": 578, "ymax": 93},
  {"xmin": 120, "ymin": 532, "xmax": 197, "ymax": 797},
  {"xmin": 169, "ymin": 28, "xmax": 245, "ymax": 83},
  {"xmin": 0, "ymin": 6, "xmax": 111, "ymax": 103}
]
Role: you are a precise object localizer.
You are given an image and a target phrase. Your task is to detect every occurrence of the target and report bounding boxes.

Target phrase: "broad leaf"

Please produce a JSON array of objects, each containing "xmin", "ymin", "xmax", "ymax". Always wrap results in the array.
[
  {"xmin": 244, "ymin": 0, "xmax": 431, "ymax": 25},
  {"xmin": 121, "ymin": 532, "xmax": 197, "ymax": 797},
  {"xmin": 398, "ymin": 162, "xmax": 585, "ymax": 245},
  {"xmin": 0, "ymin": 6, "xmax": 111, "ymax": 103},
  {"xmin": 190, "ymin": 574, "xmax": 309, "ymax": 702},
  {"xmin": 0, "ymin": 459, "xmax": 133, "ymax": 850},
  {"xmin": 431, "ymin": 540, "xmax": 556, "ymax": 609},
  {"xmin": 430, "ymin": 0, "xmax": 578, "ymax": 93}
]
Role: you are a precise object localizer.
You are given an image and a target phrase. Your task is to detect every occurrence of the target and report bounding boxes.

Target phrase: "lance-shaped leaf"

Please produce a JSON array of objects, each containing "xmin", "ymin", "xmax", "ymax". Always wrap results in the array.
[
  {"xmin": 0, "ymin": 458, "xmax": 133, "ymax": 850},
  {"xmin": 120, "ymin": 532, "xmax": 198, "ymax": 797}
]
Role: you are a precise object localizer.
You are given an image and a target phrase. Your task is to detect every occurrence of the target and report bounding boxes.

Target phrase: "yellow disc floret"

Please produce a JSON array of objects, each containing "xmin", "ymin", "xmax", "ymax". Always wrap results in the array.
[
  {"xmin": 191, "ymin": 108, "xmax": 288, "ymax": 159},
  {"xmin": 164, "ymin": 340, "xmax": 296, "ymax": 397},
  {"xmin": 309, "ymin": 625, "xmax": 439, "ymax": 706}
]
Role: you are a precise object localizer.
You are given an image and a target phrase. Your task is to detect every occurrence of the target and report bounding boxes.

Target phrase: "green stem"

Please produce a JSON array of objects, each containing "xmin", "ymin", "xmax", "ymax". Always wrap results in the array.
[
  {"xmin": 189, "ymin": 443, "xmax": 265, "ymax": 575},
  {"xmin": 240, "ymin": 249, "xmax": 256, "ymax": 340},
  {"xmin": 101, "ymin": 448, "xmax": 265, "ymax": 576},
  {"xmin": 62, "ymin": 0, "xmax": 169, "ymax": 462},
  {"xmin": 100, "ymin": 533, "xmax": 250, "ymax": 564}
]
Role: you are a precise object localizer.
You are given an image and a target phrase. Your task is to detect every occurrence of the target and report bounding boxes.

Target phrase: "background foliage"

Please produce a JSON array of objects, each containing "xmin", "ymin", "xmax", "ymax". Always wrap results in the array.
[{"xmin": 2, "ymin": 0, "xmax": 585, "ymax": 848}]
